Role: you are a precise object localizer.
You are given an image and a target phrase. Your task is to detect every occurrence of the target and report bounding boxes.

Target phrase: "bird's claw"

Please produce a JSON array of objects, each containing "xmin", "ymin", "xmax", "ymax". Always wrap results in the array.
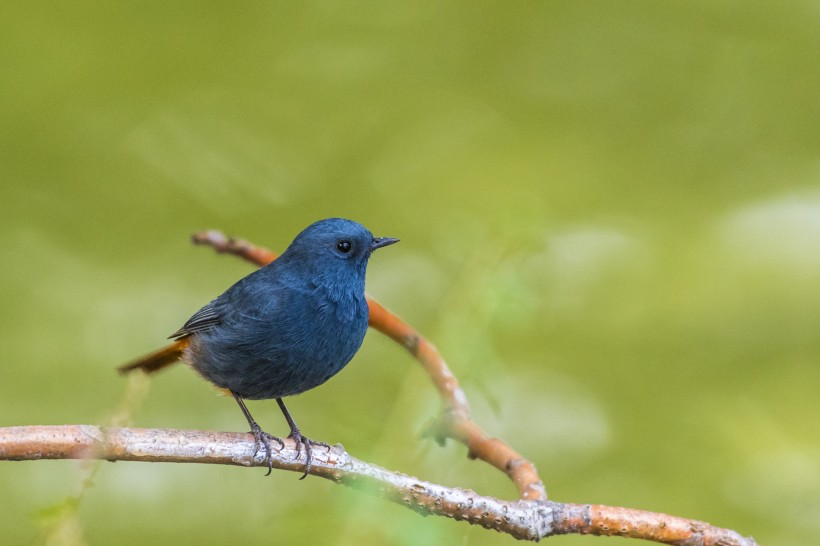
[
  {"xmin": 288, "ymin": 432, "xmax": 329, "ymax": 480},
  {"xmin": 249, "ymin": 421, "xmax": 283, "ymax": 476}
]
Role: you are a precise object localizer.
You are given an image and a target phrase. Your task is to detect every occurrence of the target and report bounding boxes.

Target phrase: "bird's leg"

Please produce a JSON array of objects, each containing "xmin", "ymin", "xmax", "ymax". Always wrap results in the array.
[
  {"xmin": 231, "ymin": 391, "xmax": 282, "ymax": 476},
  {"xmin": 276, "ymin": 398, "xmax": 329, "ymax": 480}
]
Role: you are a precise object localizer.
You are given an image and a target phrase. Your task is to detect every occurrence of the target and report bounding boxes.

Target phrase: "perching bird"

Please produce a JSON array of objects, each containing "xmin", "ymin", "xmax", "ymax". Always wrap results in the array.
[{"xmin": 119, "ymin": 218, "xmax": 398, "ymax": 477}]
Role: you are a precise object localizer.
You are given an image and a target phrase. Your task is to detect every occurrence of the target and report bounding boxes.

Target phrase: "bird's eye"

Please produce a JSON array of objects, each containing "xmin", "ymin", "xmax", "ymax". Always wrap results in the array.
[{"xmin": 336, "ymin": 240, "xmax": 352, "ymax": 253}]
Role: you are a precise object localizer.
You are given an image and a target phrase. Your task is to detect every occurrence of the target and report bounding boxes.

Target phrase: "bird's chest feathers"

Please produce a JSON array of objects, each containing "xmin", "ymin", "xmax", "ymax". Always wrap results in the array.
[
  {"xmin": 274, "ymin": 275, "xmax": 368, "ymax": 360},
  {"xmin": 309, "ymin": 279, "xmax": 366, "ymax": 323}
]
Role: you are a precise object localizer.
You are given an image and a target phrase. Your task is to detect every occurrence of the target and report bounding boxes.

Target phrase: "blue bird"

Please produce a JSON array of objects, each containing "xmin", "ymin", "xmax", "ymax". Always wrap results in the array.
[{"xmin": 120, "ymin": 218, "xmax": 399, "ymax": 477}]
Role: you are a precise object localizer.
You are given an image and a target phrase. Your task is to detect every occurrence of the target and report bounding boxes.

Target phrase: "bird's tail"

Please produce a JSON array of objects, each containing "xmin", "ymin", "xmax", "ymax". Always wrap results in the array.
[{"xmin": 118, "ymin": 339, "xmax": 190, "ymax": 375}]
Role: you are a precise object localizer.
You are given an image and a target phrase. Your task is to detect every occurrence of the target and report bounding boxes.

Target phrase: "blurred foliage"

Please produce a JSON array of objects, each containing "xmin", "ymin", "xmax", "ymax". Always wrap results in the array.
[{"xmin": 1, "ymin": 1, "xmax": 819, "ymax": 545}]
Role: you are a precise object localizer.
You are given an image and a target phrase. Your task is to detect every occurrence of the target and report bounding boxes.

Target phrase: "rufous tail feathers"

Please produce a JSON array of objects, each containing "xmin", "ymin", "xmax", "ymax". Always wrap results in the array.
[{"xmin": 118, "ymin": 338, "xmax": 189, "ymax": 375}]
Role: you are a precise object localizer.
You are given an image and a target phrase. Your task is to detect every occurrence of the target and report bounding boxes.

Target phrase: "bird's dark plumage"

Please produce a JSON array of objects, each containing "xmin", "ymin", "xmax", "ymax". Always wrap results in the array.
[{"xmin": 119, "ymin": 218, "xmax": 398, "ymax": 477}]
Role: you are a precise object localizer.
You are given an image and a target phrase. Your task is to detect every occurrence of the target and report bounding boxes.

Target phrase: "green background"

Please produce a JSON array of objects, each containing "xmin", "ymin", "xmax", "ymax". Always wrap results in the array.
[{"xmin": 2, "ymin": 2, "xmax": 818, "ymax": 544}]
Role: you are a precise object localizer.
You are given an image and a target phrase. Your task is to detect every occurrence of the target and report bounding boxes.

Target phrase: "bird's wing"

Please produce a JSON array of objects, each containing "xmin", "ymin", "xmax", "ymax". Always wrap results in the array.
[{"xmin": 168, "ymin": 301, "xmax": 221, "ymax": 339}]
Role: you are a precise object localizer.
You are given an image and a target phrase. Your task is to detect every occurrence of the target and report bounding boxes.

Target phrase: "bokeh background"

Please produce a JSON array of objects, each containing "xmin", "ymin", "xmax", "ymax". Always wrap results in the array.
[{"xmin": 2, "ymin": 2, "xmax": 819, "ymax": 545}]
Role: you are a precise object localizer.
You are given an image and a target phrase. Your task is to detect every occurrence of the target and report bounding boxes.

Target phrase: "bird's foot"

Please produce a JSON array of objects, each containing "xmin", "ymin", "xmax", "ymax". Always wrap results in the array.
[
  {"xmin": 287, "ymin": 430, "xmax": 330, "ymax": 480},
  {"xmin": 249, "ymin": 420, "xmax": 284, "ymax": 476}
]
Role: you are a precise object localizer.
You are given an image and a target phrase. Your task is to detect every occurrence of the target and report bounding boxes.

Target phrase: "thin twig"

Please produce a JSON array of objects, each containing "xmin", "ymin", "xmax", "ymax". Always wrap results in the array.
[
  {"xmin": 0, "ymin": 425, "xmax": 758, "ymax": 545},
  {"xmin": 1, "ymin": 230, "xmax": 760, "ymax": 544}
]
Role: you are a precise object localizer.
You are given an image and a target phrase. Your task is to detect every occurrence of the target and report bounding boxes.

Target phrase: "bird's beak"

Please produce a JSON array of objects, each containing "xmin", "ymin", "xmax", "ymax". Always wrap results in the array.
[{"xmin": 371, "ymin": 237, "xmax": 400, "ymax": 251}]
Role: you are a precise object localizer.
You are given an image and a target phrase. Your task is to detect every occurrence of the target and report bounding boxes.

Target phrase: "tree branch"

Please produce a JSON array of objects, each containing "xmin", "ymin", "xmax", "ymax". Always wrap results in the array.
[
  {"xmin": 0, "ymin": 229, "xmax": 760, "ymax": 545},
  {"xmin": 0, "ymin": 425, "xmax": 758, "ymax": 545}
]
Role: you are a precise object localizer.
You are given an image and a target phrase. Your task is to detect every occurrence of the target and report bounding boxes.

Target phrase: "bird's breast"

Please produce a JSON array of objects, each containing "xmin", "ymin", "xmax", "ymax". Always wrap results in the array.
[{"xmin": 186, "ymin": 281, "xmax": 369, "ymax": 400}]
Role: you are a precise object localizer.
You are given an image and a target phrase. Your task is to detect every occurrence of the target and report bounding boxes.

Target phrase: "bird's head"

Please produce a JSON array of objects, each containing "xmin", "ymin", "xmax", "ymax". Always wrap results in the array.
[{"xmin": 282, "ymin": 218, "xmax": 398, "ymax": 275}]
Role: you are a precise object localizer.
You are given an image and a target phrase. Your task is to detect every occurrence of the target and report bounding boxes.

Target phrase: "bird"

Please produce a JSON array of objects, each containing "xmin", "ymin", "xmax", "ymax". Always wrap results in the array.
[{"xmin": 118, "ymin": 218, "xmax": 399, "ymax": 478}]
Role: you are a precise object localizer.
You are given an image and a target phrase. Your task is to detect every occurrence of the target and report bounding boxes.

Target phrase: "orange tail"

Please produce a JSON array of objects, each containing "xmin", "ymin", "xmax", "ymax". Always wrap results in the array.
[{"xmin": 118, "ymin": 339, "xmax": 190, "ymax": 375}]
